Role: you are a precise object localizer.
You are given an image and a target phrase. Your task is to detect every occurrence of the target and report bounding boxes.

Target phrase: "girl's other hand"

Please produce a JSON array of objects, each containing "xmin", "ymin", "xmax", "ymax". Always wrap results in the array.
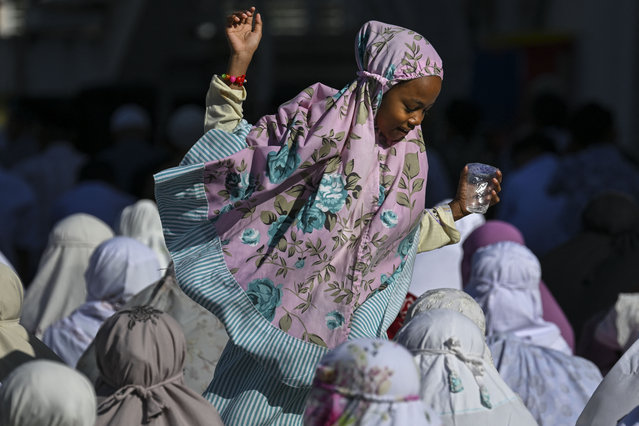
[
  {"xmin": 226, "ymin": 6, "xmax": 263, "ymax": 59},
  {"xmin": 449, "ymin": 166, "xmax": 503, "ymax": 220}
]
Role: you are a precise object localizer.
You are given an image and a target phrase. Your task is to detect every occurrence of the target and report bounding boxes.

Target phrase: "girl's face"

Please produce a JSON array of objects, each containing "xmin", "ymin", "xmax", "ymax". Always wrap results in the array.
[{"xmin": 375, "ymin": 76, "xmax": 442, "ymax": 144}]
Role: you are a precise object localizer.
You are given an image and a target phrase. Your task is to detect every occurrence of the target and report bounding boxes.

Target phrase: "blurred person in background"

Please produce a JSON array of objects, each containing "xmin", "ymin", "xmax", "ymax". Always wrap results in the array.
[
  {"xmin": 541, "ymin": 191, "xmax": 639, "ymax": 358},
  {"xmin": 51, "ymin": 158, "xmax": 136, "ymax": 230},
  {"xmin": 466, "ymin": 241, "xmax": 602, "ymax": 426},
  {"xmin": 0, "ymin": 264, "xmax": 61, "ymax": 384},
  {"xmin": 0, "ymin": 360, "xmax": 96, "ymax": 426},
  {"xmin": 42, "ymin": 236, "xmax": 161, "ymax": 367},
  {"xmin": 97, "ymin": 103, "xmax": 166, "ymax": 196},
  {"xmin": 549, "ymin": 103, "xmax": 639, "ymax": 239},
  {"xmin": 497, "ymin": 131, "xmax": 569, "ymax": 256},
  {"xmin": 21, "ymin": 213, "xmax": 114, "ymax": 338}
]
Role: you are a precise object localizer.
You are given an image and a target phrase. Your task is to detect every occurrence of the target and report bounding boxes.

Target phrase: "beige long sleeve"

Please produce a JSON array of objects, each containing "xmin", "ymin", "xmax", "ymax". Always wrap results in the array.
[
  {"xmin": 417, "ymin": 204, "xmax": 461, "ymax": 253},
  {"xmin": 204, "ymin": 75, "xmax": 247, "ymax": 133}
]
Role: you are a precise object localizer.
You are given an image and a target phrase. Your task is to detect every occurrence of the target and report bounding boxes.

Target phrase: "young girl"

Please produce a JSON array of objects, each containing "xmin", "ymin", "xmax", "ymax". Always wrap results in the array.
[{"xmin": 155, "ymin": 7, "xmax": 501, "ymax": 425}]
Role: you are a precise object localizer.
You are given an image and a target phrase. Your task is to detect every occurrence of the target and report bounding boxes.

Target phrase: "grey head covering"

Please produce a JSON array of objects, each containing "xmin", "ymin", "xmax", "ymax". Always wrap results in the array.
[{"xmin": 94, "ymin": 305, "xmax": 223, "ymax": 426}]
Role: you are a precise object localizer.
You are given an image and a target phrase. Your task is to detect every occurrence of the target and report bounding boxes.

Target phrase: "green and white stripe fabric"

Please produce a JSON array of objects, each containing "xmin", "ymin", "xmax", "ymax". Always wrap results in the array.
[{"xmin": 154, "ymin": 121, "xmax": 420, "ymax": 425}]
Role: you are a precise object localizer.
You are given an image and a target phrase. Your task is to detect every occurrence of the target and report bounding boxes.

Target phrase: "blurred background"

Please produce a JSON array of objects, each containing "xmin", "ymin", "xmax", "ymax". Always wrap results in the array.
[{"xmin": 1, "ymin": 0, "xmax": 639, "ymax": 283}]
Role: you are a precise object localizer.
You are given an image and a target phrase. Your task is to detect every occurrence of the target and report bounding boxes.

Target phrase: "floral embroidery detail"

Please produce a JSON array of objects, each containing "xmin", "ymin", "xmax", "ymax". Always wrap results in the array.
[
  {"xmin": 325, "ymin": 311, "xmax": 345, "ymax": 330},
  {"xmin": 246, "ymin": 278, "xmax": 283, "ymax": 322},
  {"xmin": 240, "ymin": 228, "xmax": 260, "ymax": 246},
  {"xmin": 266, "ymin": 143, "xmax": 301, "ymax": 184},
  {"xmin": 296, "ymin": 198, "xmax": 326, "ymax": 234},
  {"xmin": 480, "ymin": 385, "xmax": 492, "ymax": 409},
  {"xmin": 380, "ymin": 210, "xmax": 398, "ymax": 228},
  {"xmin": 448, "ymin": 369, "xmax": 464, "ymax": 393},
  {"xmin": 315, "ymin": 173, "xmax": 348, "ymax": 214},
  {"xmin": 295, "ymin": 258, "xmax": 306, "ymax": 269},
  {"xmin": 125, "ymin": 305, "xmax": 163, "ymax": 330}
]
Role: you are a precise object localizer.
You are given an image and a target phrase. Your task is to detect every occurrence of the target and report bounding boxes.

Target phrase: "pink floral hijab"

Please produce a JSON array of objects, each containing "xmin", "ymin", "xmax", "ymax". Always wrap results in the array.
[
  {"xmin": 303, "ymin": 338, "xmax": 440, "ymax": 425},
  {"xmin": 198, "ymin": 21, "xmax": 444, "ymax": 348}
]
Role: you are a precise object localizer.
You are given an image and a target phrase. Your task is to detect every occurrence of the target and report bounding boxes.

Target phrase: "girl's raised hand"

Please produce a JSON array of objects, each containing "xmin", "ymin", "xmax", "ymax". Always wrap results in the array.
[{"xmin": 226, "ymin": 6, "xmax": 263, "ymax": 58}]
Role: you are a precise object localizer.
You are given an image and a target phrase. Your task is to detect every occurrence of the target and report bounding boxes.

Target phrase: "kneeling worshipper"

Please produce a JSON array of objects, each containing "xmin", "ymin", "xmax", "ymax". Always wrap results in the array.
[
  {"xmin": 303, "ymin": 337, "xmax": 441, "ymax": 426},
  {"xmin": 404, "ymin": 287, "xmax": 492, "ymax": 363},
  {"xmin": 466, "ymin": 241, "xmax": 602, "ymax": 426},
  {"xmin": 576, "ymin": 329, "xmax": 639, "ymax": 425},
  {"xmin": 76, "ymin": 262, "xmax": 229, "ymax": 394},
  {"xmin": 0, "ymin": 264, "xmax": 61, "ymax": 383},
  {"xmin": 461, "ymin": 220, "xmax": 575, "ymax": 351},
  {"xmin": 0, "ymin": 360, "xmax": 96, "ymax": 426},
  {"xmin": 395, "ymin": 309, "xmax": 537, "ymax": 425},
  {"xmin": 93, "ymin": 305, "xmax": 223, "ymax": 426},
  {"xmin": 42, "ymin": 236, "xmax": 162, "ymax": 367},
  {"xmin": 21, "ymin": 213, "xmax": 114, "ymax": 339}
]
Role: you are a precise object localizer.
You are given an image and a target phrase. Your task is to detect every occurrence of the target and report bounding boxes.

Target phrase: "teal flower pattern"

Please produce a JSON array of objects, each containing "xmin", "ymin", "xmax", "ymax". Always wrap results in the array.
[
  {"xmin": 296, "ymin": 198, "xmax": 326, "ymax": 234},
  {"xmin": 380, "ymin": 210, "xmax": 398, "ymax": 228},
  {"xmin": 267, "ymin": 143, "xmax": 301, "ymax": 184},
  {"xmin": 226, "ymin": 172, "xmax": 257, "ymax": 202},
  {"xmin": 267, "ymin": 215, "xmax": 294, "ymax": 247},
  {"xmin": 240, "ymin": 228, "xmax": 260, "ymax": 246},
  {"xmin": 378, "ymin": 184, "xmax": 386, "ymax": 206},
  {"xmin": 246, "ymin": 278, "xmax": 283, "ymax": 322},
  {"xmin": 325, "ymin": 311, "xmax": 345, "ymax": 330},
  {"xmin": 397, "ymin": 227, "xmax": 418, "ymax": 259},
  {"xmin": 315, "ymin": 173, "xmax": 348, "ymax": 214}
]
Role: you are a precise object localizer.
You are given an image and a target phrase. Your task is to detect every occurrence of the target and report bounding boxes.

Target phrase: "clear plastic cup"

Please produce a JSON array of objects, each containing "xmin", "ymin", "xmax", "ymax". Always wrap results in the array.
[{"xmin": 465, "ymin": 163, "xmax": 498, "ymax": 214}]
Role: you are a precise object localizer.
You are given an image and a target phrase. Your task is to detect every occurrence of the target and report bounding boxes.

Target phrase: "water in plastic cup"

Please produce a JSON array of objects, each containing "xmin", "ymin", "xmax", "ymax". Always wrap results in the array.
[{"xmin": 465, "ymin": 163, "xmax": 498, "ymax": 214}]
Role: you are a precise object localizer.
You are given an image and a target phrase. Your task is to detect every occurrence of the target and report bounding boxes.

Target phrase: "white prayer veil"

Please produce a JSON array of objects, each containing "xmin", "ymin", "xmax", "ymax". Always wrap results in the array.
[
  {"xmin": 395, "ymin": 309, "xmax": 537, "ymax": 425},
  {"xmin": 0, "ymin": 360, "xmax": 96, "ymax": 426},
  {"xmin": 404, "ymin": 288, "xmax": 492, "ymax": 363},
  {"xmin": 116, "ymin": 199, "xmax": 171, "ymax": 270},
  {"xmin": 577, "ymin": 337, "xmax": 639, "ymax": 426},
  {"xmin": 466, "ymin": 241, "xmax": 570, "ymax": 354},
  {"xmin": 21, "ymin": 213, "xmax": 114, "ymax": 338}
]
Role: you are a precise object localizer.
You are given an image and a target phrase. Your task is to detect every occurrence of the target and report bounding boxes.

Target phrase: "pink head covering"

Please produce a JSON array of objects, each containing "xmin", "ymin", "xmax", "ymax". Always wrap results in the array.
[{"xmin": 461, "ymin": 220, "xmax": 575, "ymax": 351}]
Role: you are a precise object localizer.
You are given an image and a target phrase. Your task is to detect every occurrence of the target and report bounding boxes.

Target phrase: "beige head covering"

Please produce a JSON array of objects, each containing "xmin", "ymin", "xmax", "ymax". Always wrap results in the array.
[
  {"xmin": 117, "ymin": 199, "xmax": 171, "ymax": 270},
  {"xmin": 0, "ymin": 359, "xmax": 96, "ymax": 426},
  {"xmin": 21, "ymin": 213, "xmax": 114, "ymax": 338},
  {"xmin": 0, "ymin": 264, "xmax": 61, "ymax": 382},
  {"xmin": 95, "ymin": 306, "xmax": 223, "ymax": 425}
]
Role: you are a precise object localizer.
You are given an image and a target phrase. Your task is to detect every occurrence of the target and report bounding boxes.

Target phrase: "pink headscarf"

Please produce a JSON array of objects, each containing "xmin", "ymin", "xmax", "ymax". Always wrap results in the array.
[{"xmin": 461, "ymin": 220, "xmax": 575, "ymax": 351}]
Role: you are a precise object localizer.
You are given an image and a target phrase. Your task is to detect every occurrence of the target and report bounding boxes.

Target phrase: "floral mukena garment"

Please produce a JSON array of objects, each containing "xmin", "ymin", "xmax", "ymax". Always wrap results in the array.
[{"xmin": 169, "ymin": 21, "xmax": 443, "ymax": 350}]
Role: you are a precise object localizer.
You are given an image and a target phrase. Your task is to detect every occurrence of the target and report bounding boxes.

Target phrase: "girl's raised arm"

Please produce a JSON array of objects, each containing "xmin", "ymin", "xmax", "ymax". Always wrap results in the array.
[{"xmin": 225, "ymin": 6, "xmax": 263, "ymax": 90}]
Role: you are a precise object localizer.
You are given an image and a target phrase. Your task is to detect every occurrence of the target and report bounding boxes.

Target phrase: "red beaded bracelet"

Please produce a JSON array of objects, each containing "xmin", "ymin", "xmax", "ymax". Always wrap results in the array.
[{"xmin": 221, "ymin": 73, "xmax": 247, "ymax": 87}]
